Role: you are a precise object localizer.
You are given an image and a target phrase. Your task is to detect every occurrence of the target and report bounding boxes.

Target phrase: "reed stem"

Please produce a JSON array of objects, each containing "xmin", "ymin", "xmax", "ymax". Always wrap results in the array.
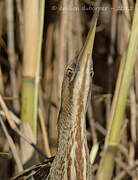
[{"xmin": 96, "ymin": 1, "xmax": 138, "ymax": 179}]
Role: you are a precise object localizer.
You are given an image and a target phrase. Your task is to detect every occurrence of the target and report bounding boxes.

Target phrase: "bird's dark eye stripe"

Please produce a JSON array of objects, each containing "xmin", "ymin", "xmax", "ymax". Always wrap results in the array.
[{"xmin": 67, "ymin": 67, "xmax": 72, "ymax": 71}]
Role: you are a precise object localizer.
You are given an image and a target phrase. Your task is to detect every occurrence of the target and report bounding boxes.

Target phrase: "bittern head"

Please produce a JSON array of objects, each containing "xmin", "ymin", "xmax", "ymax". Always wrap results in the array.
[
  {"xmin": 61, "ymin": 52, "xmax": 94, "ymax": 114},
  {"xmin": 60, "ymin": 14, "xmax": 96, "ymax": 117}
]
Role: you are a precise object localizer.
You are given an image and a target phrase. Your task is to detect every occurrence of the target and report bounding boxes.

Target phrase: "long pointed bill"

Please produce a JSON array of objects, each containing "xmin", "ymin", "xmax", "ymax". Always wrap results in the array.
[
  {"xmin": 73, "ymin": 2, "xmax": 101, "ymax": 110},
  {"xmin": 78, "ymin": 0, "xmax": 101, "ymax": 68},
  {"xmin": 73, "ymin": 1, "xmax": 101, "ymax": 101}
]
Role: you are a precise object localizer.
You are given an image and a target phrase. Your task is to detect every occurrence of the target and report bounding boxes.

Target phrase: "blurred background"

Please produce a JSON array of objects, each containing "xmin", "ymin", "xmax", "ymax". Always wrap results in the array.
[{"xmin": 0, "ymin": 0, "xmax": 138, "ymax": 179}]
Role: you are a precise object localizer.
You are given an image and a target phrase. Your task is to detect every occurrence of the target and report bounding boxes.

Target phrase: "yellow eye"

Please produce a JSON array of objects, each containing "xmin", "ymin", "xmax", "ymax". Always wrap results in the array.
[
  {"xmin": 90, "ymin": 70, "xmax": 94, "ymax": 77},
  {"xmin": 67, "ymin": 68, "xmax": 73, "ymax": 76}
]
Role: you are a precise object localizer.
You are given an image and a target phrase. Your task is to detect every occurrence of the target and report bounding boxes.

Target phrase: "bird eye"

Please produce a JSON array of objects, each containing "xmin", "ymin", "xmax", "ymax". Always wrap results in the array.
[
  {"xmin": 90, "ymin": 70, "xmax": 94, "ymax": 77},
  {"xmin": 67, "ymin": 68, "xmax": 73, "ymax": 76}
]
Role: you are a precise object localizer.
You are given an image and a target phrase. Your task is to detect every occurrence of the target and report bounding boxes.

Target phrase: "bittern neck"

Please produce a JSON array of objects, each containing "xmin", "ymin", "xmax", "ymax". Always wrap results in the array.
[
  {"xmin": 48, "ymin": 82, "xmax": 92, "ymax": 179},
  {"xmin": 47, "ymin": 108, "xmax": 91, "ymax": 180}
]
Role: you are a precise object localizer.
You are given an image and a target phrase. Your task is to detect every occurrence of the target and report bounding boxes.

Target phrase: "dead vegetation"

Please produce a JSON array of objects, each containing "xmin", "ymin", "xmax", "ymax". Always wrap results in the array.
[{"xmin": 0, "ymin": 0, "xmax": 138, "ymax": 179}]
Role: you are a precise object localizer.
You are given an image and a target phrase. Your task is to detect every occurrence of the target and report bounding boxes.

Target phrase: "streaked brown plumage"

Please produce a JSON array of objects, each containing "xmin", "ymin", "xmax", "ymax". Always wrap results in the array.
[{"xmin": 46, "ymin": 53, "xmax": 93, "ymax": 180}]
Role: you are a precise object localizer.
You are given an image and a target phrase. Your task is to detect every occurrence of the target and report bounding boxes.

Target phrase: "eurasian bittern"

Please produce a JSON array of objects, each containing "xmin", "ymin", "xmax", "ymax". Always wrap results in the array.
[{"xmin": 12, "ymin": 6, "xmax": 99, "ymax": 179}]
